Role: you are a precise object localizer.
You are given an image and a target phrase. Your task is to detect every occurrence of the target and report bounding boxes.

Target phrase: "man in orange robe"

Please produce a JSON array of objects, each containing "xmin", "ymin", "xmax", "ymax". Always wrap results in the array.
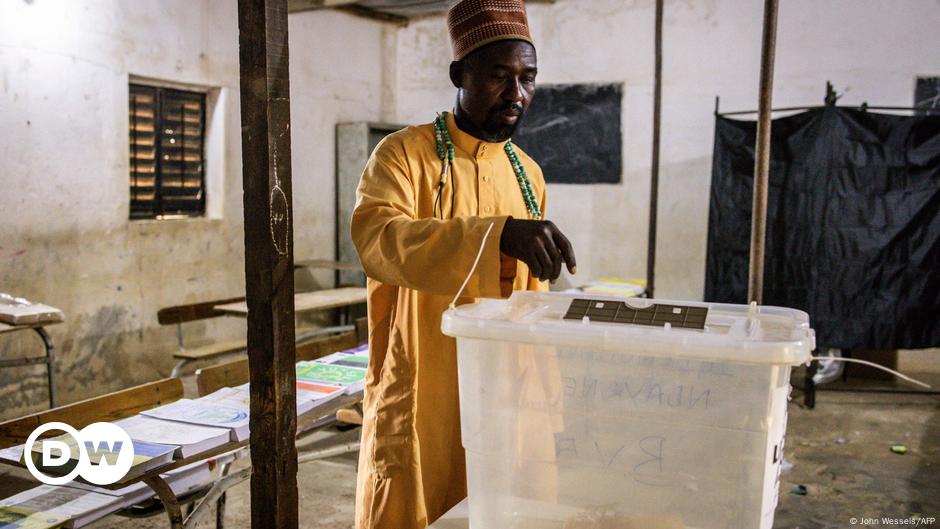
[{"xmin": 351, "ymin": 1, "xmax": 576, "ymax": 527}]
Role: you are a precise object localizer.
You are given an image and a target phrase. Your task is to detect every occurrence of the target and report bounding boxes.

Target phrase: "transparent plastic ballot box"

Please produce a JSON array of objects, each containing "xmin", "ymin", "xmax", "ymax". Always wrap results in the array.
[{"xmin": 442, "ymin": 291, "xmax": 815, "ymax": 529}]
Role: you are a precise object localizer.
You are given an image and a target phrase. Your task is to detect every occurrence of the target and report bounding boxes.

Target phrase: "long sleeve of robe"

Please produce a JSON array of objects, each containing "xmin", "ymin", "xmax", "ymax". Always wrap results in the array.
[{"xmin": 351, "ymin": 112, "xmax": 548, "ymax": 529}]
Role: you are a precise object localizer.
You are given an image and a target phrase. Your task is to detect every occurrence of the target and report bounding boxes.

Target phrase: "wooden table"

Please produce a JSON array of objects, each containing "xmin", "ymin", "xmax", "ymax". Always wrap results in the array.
[
  {"xmin": 0, "ymin": 320, "xmax": 60, "ymax": 408},
  {"xmin": 214, "ymin": 287, "xmax": 367, "ymax": 317},
  {"xmin": 0, "ymin": 391, "xmax": 363, "ymax": 529}
]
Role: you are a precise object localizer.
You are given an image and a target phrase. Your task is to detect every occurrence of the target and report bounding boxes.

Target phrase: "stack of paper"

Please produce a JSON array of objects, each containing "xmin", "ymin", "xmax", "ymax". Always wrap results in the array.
[
  {"xmin": 113, "ymin": 415, "xmax": 231, "ymax": 459},
  {"xmin": 297, "ymin": 358, "xmax": 367, "ymax": 395},
  {"xmin": 177, "ymin": 383, "xmax": 345, "ymax": 431},
  {"xmin": 141, "ymin": 398, "xmax": 250, "ymax": 442},
  {"xmin": 293, "ymin": 381, "xmax": 345, "ymax": 405},
  {"xmin": 316, "ymin": 352, "xmax": 368, "ymax": 369},
  {"xmin": 566, "ymin": 277, "xmax": 647, "ymax": 298},
  {"xmin": 0, "ymin": 444, "xmax": 24, "ymax": 464},
  {"xmin": 0, "ymin": 506, "xmax": 69, "ymax": 529},
  {"xmin": 131, "ymin": 343, "xmax": 371, "ymax": 449},
  {"xmin": 0, "ymin": 485, "xmax": 122, "ymax": 528},
  {"xmin": 0, "ymin": 293, "xmax": 64, "ymax": 326},
  {"xmin": 232, "ymin": 381, "xmax": 345, "ymax": 416},
  {"xmin": 24, "ymin": 437, "xmax": 176, "ymax": 484}
]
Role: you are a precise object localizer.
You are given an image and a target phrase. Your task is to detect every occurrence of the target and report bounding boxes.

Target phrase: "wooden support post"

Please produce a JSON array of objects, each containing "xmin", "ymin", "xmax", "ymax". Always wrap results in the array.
[
  {"xmin": 748, "ymin": 0, "xmax": 779, "ymax": 304},
  {"xmin": 237, "ymin": 1, "xmax": 298, "ymax": 528},
  {"xmin": 646, "ymin": 0, "xmax": 664, "ymax": 299}
]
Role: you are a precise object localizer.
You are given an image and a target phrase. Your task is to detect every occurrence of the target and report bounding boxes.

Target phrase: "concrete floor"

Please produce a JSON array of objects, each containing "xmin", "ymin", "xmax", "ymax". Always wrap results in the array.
[{"xmin": 1, "ymin": 351, "xmax": 937, "ymax": 529}]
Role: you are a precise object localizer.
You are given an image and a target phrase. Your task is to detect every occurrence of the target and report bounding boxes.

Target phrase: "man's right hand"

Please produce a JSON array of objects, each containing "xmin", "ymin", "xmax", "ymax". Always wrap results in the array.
[{"xmin": 499, "ymin": 217, "xmax": 577, "ymax": 282}]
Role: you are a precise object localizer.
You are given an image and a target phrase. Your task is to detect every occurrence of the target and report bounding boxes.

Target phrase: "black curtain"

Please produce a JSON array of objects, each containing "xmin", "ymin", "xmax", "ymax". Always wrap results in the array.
[{"xmin": 705, "ymin": 106, "xmax": 940, "ymax": 349}]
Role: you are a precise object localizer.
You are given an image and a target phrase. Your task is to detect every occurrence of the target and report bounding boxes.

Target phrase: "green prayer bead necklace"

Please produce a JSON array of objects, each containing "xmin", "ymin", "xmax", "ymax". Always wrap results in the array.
[{"xmin": 434, "ymin": 112, "xmax": 542, "ymax": 220}]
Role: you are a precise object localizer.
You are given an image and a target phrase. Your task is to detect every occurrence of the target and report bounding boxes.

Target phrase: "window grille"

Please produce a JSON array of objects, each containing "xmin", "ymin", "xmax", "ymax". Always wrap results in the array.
[{"xmin": 129, "ymin": 84, "xmax": 206, "ymax": 219}]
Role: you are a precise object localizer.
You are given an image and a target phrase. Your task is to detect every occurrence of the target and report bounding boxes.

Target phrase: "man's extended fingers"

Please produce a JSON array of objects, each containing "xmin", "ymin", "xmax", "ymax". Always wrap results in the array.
[
  {"xmin": 526, "ymin": 248, "xmax": 543, "ymax": 280},
  {"xmin": 544, "ymin": 236, "xmax": 563, "ymax": 281},
  {"xmin": 533, "ymin": 239, "xmax": 554, "ymax": 281},
  {"xmin": 552, "ymin": 228, "xmax": 577, "ymax": 274}
]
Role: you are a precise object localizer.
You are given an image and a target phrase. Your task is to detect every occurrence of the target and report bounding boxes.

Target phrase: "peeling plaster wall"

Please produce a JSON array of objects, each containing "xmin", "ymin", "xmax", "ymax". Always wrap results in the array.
[
  {"xmin": 0, "ymin": 1, "xmax": 385, "ymax": 419},
  {"xmin": 393, "ymin": 0, "xmax": 940, "ymax": 300}
]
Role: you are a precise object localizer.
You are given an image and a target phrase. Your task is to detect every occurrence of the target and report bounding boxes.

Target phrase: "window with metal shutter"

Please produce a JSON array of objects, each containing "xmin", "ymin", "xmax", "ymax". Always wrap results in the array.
[{"xmin": 128, "ymin": 84, "xmax": 206, "ymax": 219}]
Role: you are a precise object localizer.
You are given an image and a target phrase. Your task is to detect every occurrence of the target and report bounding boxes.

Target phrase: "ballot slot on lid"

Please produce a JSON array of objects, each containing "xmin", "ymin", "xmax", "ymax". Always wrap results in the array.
[{"xmin": 562, "ymin": 298, "xmax": 709, "ymax": 330}]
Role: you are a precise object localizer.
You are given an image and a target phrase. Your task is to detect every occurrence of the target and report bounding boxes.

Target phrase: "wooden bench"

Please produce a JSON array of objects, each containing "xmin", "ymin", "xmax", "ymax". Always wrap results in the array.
[
  {"xmin": 157, "ymin": 297, "xmax": 249, "ymax": 378},
  {"xmin": 159, "ymin": 290, "xmax": 367, "ymax": 378},
  {"xmin": 1, "ymin": 327, "xmax": 369, "ymax": 528},
  {"xmin": 0, "ymin": 375, "xmax": 358, "ymax": 529},
  {"xmin": 0, "ymin": 377, "xmax": 183, "ymax": 451}
]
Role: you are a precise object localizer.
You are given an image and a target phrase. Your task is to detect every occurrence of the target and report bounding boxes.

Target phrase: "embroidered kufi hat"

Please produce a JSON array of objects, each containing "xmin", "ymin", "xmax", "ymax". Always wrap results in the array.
[{"xmin": 447, "ymin": 0, "xmax": 534, "ymax": 61}]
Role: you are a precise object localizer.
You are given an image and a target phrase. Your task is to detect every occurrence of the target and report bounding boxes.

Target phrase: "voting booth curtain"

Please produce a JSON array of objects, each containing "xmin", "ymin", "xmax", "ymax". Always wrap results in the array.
[{"xmin": 705, "ymin": 106, "xmax": 940, "ymax": 350}]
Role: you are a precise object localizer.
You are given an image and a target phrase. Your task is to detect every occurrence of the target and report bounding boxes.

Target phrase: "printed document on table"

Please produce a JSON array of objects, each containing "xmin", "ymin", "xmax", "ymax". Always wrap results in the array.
[
  {"xmin": 114, "ymin": 415, "xmax": 231, "ymax": 458},
  {"xmin": 0, "ymin": 506, "xmax": 70, "ymax": 528},
  {"xmin": 296, "ymin": 361, "xmax": 366, "ymax": 394},
  {"xmin": 142, "ymin": 399, "xmax": 249, "ymax": 442},
  {"xmin": 0, "ymin": 485, "xmax": 122, "ymax": 528},
  {"xmin": 314, "ymin": 352, "xmax": 369, "ymax": 369},
  {"xmin": 233, "ymin": 382, "xmax": 345, "ymax": 416},
  {"xmin": 25, "ymin": 436, "xmax": 175, "ymax": 480}
]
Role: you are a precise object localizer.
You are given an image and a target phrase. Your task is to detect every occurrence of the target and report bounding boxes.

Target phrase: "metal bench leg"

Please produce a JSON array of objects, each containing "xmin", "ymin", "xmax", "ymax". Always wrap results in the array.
[
  {"xmin": 216, "ymin": 460, "xmax": 233, "ymax": 529},
  {"xmin": 183, "ymin": 465, "xmax": 251, "ymax": 528},
  {"xmin": 297, "ymin": 440, "xmax": 361, "ymax": 465},
  {"xmin": 176, "ymin": 323, "xmax": 185, "ymax": 351},
  {"xmin": 171, "ymin": 322, "xmax": 188, "ymax": 379},
  {"xmin": 32, "ymin": 326, "xmax": 56, "ymax": 408},
  {"xmin": 144, "ymin": 475, "xmax": 184, "ymax": 529},
  {"xmin": 216, "ymin": 489, "xmax": 226, "ymax": 529},
  {"xmin": 171, "ymin": 359, "xmax": 189, "ymax": 378}
]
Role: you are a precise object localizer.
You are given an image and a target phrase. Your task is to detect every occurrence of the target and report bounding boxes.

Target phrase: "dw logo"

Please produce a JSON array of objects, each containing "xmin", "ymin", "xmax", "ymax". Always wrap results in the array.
[{"xmin": 24, "ymin": 422, "xmax": 135, "ymax": 485}]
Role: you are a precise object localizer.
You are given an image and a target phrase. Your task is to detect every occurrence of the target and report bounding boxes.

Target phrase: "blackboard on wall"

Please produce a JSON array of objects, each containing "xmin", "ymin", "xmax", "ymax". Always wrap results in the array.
[{"xmin": 512, "ymin": 83, "xmax": 623, "ymax": 184}]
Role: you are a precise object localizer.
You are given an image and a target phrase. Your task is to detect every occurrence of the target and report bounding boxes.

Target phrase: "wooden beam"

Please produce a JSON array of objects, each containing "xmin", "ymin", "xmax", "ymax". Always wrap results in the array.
[
  {"xmin": 290, "ymin": 0, "xmax": 557, "ymax": 24},
  {"xmin": 336, "ymin": 4, "xmax": 409, "ymax": 25},
  {"xmin": 237, "ymin": 1, "xmax": 299, "ymax": 528},
  {"xmin": 748, "ymin": 0, "xmax": 779, "ymax": 304},
  {"xmin": 288, "ymin": 2, "xmax": 408, "ymax": 25},
  {"xmin": 287, "ymin": 0, "xmax": 357, "ymax": 13}
]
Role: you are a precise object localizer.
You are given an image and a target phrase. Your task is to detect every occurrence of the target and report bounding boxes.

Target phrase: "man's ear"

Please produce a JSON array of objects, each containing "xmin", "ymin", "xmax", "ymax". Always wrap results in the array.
[{"xmin": 449, "ymin": 61, "xmax": 463, "ymax": 89}]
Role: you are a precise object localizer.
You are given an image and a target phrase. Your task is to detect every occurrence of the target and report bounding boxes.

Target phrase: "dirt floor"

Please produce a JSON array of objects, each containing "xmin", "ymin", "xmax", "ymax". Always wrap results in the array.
[
  {"xmin": 1, "ymin": 350, "xmax": 937, "ymax": 529},
  {"xmin": 772, "ymin": 351, "xmax": 940, "ymax": 529}
]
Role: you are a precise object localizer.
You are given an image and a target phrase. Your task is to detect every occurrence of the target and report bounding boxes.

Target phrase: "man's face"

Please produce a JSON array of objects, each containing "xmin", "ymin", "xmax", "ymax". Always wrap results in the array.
[{"xmin": 453, "ymin": 40, "xmax": 537, "ymax": 142}]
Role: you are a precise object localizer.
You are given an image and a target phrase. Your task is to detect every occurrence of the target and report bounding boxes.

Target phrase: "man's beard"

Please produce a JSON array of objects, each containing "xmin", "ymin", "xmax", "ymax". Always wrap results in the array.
[{"xmin": 481, "ymin": 102, "xmax": 524, "ymax": 142}]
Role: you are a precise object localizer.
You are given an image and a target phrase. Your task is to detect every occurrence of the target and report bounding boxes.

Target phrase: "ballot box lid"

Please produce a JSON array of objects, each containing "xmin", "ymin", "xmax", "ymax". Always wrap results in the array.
[{"xmin": 442, "ymin": 291, "xmax": 814, "ymax": 365}]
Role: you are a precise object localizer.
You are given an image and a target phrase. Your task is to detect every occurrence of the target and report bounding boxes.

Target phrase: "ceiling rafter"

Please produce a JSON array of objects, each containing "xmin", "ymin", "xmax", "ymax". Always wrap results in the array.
[{"xmin": 288, "ymin": 0, "xmax": 556, "ymax": 25}]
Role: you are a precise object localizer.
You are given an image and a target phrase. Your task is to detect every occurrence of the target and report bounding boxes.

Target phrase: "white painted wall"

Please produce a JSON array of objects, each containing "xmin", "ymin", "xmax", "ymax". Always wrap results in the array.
[
  {"xmin": 392, "ymin": 0, "xmax": 940, "ymax": 300},
  {"xmin": 290, "ymin": 11, "xmax": 389, "ymax": 291},
  {"xmin": 0, "ymin": 1, "xmax": 386, "ymax": 418}
]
